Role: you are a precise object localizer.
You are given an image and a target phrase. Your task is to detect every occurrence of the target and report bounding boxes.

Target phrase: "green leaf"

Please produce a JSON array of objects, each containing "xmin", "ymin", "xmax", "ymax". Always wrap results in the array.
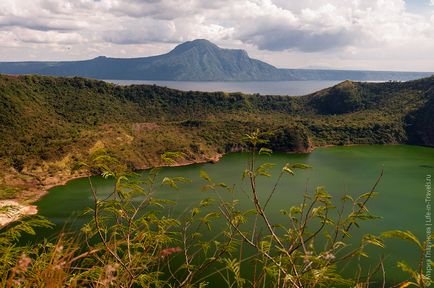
[
  {"xmin": 397, "ymin": 261, "xmax": 418, "ymax": 280},
  {"xmin": 162, "ymin": 177, "xmax": 177, "ymax": 189},
  {"xmin": 259, "ymin": 240, "xmax": 271, "ymax": 254},
  {"xmin": 242, "ymin": 169, "xmax": 252, "ymax": 179},
  {"xmin": 217, "ymin": 182, "xmax": 228, "ymax": 188},
  {"xmin": 199, "ymin": 198, "xmax": 215, "ymax": 207},
  {"xmin": 199, "ymin": 282, "xmax": 209, "ymax": 288},
  {"xmin": 283, "ymin": 164, "xmax": 294, "ymax": 175},
  {"xmin": 363, "ymin": 234, "xmax": 385, "ymax": 248},
  {"xmin": 162, "ymin": 176, "xmax": 191, "ymax": 189},
  {"xmin": 101, "ymin": 171, "xmax": 114, "ymax": 179},
  {"xmin": 357, "ymin": 191, "xmax": 379, "ymax": 200},
  {"xmin": 311, "ymin": 206, "xmax": 326, "ymax": 217},
  {"xmin": 358, "ymin": 250, "xmax": 369, "ymax": 258},
  {"xmin": 315, "ymin": 186, "xmax": 332, "ymax": 200},
  {"xmin": 259, "ymin": 147, "xmax": 273, "ymax": 155},
  {"xmin": 255, "ymin": 163, "xmax": 275, "ymax": 177},
  {"xmin": 231, "ymin": 214, "xmax": 247, "ymax": 226},
  {"xmin": 243, "ymin": 209, "xmax": 257, "ymax": 216},
  {"xmin": 202, "ymin": 184, "xmax": 215, "ymax": 191},
  {"xmin": 290, "ymin": 163, "xmax": 311, "ymax": 169},
  {"xmin": 191, "ymin": 207, "xmax": 200, "ymax": 217},
  {"xmin": 161, "ymin": 151, "xmax": 186, "ymax": 165},
  {"xmin": 289, "ymin": 206, "xmax": 302, "ymax": 216},
  {"xmin": 381, "ymin": 230, "xmax": 422, "ymax": 249},
  {"xmin": 200, "ymin": 170, "xmax": 212, "ymax": 182},
  {"xmin": 172, "ymin": 176, "xmax": 192, "ymax": 184}
]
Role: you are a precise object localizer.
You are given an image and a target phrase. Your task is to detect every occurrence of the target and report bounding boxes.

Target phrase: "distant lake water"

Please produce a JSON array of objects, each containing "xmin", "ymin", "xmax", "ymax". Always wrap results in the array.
[{"xmin": 104, "ymin": 80, "xmax": 342, "ymax": 96}]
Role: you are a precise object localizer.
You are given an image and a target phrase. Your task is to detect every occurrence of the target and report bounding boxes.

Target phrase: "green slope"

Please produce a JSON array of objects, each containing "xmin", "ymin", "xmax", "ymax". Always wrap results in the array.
[{"xmin": 0, "ymin": 74, "xmax": 433, "ymax": 199}]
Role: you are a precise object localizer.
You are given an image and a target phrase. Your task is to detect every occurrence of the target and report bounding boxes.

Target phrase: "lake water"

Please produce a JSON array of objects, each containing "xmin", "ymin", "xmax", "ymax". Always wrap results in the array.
[
  {"xmin": 105, "ymin": 80, "xmax": 341, "ymax": 96},
  {"xmin": 34, "ymin": 145, "xmax": 434, "ymax": 284}
]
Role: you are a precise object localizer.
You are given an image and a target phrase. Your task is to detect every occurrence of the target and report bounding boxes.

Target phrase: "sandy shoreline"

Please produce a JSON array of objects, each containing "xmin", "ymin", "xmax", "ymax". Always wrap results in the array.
[
  {"xmin": 0, "ymin": 153, "xmax": 223, "ymax": 228},
  {"xmin": 0, "ymin": 200, "xmax": 38, "ymax": 227},
  {"xmin": 0, "ymin": 172, "xmax": 91, "ymax": 228}
]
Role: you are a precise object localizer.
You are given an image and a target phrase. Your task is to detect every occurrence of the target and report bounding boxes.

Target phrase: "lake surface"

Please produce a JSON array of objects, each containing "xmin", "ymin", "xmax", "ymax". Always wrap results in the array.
[
  {"xmin": 34, "ymin": 145, "xmax": 434, "ymax": 284},
  {"xmin": 105, "ymin": 80, "xmax": 341, "ymax": 96}
]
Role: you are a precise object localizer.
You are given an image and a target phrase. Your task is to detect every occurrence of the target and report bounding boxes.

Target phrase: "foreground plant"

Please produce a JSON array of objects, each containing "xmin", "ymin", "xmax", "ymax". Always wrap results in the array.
[
  {"xmin": 0, "ymin": 131, "xmax": 429, "ymax": 287},
  {"xmin": 196, "ymin": 129, "xmax": 387, "ymax": 287},
  {"xmin": 75, "ymin": 149, "xmax": 239, "ymax": 287},
  {"xmin": 381, "ymin": 230, "xmax": 433, "ymax": 287}
]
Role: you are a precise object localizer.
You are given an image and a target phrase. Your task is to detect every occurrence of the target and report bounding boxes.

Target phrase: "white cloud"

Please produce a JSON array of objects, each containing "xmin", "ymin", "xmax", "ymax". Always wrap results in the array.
[
  {"xmin": 0, "ymin": 16, "xmax": 87, "ymax": 31},
  {"xmin": 103, "ymin": 0, "xmax": 199, "ymax": 19},
  {"xmin": 0, "ymin": 0, "xmax": 433, "ymax": 71},
  {"xmin": 14, "ymin": 28, "xmax": 85, "ymax": 44},
  {"xmin": 224, "ymin": 0, "xmax": 428, "ymax": 52}
]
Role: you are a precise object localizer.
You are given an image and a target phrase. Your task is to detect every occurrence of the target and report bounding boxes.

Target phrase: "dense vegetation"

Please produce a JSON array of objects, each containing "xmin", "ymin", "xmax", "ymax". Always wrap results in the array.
[
  {"xmin": 0, "ymin": 73, "xmax": 433, "ymax": 200},
  {"xmin": 405, "ymin": 88, "xmax": 434, "ymax": 145}
]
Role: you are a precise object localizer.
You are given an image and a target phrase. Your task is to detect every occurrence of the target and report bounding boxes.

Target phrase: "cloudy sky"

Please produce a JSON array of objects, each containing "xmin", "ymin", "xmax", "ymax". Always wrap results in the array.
[{"xmin": 0, "ymin": 0, "xmax": 434, "ymax": 71}]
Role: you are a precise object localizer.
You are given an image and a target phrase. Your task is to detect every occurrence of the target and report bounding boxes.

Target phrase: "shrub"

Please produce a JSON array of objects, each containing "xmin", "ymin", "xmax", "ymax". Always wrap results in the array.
[{"xmin": 0, "ymin": 131, "xmax": 431, "ymax": 287}]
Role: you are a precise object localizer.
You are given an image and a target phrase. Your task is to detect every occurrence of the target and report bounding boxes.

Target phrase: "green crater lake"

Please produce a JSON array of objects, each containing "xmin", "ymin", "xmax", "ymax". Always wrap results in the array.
[{"xmin": 34, "ymin": 145, "xmax": 434, "ymax": 284}]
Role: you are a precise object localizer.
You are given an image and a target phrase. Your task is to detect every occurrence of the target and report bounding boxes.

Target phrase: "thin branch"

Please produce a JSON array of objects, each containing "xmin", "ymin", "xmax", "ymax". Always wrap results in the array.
[
  {"xmin": 88, "ymin": 176, "xmax": 135, "ymax": 279},
  {"xmin": 342, "ymin": 169, "xmax": 384, "ymax": 239}
]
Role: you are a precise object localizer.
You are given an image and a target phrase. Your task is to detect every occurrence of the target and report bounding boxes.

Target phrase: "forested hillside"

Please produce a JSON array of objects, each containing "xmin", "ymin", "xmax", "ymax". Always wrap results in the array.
[
  {"xmin": 0, "ymin": 74, "xmax": 433, "ymax": 200},
  {"xmin": 405, "ymin": 87, "xmax": 434, "ymax": 145}
]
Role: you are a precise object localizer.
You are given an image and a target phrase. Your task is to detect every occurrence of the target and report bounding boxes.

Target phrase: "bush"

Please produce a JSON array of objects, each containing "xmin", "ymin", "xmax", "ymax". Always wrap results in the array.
[
  {"xmin": 0, "ymin": 187, "xmax": 18, "ymax": 200},
  {"xmin": 0, "ymin": 131, "xmax": 431, "ymax": 287}
]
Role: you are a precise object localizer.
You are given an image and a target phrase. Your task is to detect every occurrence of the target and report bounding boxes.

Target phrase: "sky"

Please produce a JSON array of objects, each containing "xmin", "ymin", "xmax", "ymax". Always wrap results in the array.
[{"xmin": 0, "ymin": 0, "xmax": 434, "ymax": 71}]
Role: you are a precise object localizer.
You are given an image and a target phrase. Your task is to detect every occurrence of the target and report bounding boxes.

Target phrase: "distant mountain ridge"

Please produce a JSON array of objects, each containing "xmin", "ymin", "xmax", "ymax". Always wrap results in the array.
[{"xmin": 0, "ymin": 39, "xmax": 432, "ymax": 81}]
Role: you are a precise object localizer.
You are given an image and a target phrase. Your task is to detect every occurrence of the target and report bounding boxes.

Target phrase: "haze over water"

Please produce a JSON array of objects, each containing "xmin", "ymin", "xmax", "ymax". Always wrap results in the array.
[{"xmin": 105, "ymin": 80, "xmax": 341, "ymax": 96}]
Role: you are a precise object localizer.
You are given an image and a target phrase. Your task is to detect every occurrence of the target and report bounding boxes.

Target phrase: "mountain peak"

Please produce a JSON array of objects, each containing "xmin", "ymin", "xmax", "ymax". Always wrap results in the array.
[
  {"xmin": 1, "ymin": 39, "xmax": 431, "ymax": 81},
  {"xmin": 93, "ymin": 56, "xmax": 108, "ymax": 60},
  {"xmin": 169, "ymin": 39, "xmax": 219, "ymax": 55},
  {"xmin": 189, "ymin": 39, "xmax": 215, "ymax": 45},
  {"xmin": 168, "ymin": 39, "xmax": 251, "ymax": 60}
]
